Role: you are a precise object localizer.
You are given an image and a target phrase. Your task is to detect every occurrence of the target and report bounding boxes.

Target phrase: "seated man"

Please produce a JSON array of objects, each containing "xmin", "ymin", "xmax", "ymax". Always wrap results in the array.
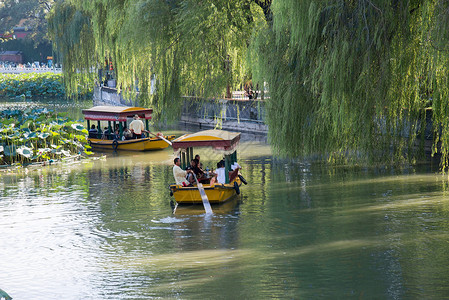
[
  {"xmin": 173, "ymin": 157, "xmax": 192, "ymax": 186},
  {"xmin": 101, "ymin": 127, "xmax": 110, "ymax": 139},
  {"xmin": 88, "ymin": 125, "xmax": 98, "ymax": 138},
  {"xmin": 123, "ymin": 127, "xmax": 133, "ymax": 140}
]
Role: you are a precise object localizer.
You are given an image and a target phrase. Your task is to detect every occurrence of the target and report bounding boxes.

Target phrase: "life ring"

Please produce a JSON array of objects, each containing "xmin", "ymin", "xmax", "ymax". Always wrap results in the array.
[
  {"xmin": 238, "ymin": 174, "xmax": 248, "ymax": 185},
  {"xmin": 112, "ymin": 140, "xmax": 119, "ymax": 151},
  {"xmin": 234, "ymin": 181, "xmax": 240, "ymax": 194}
]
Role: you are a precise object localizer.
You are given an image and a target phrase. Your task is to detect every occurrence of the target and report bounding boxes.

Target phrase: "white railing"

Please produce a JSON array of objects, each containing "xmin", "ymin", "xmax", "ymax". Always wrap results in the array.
[{"xmin": 0, "ymin": 66, "xmax": 62, "ymax": 74}]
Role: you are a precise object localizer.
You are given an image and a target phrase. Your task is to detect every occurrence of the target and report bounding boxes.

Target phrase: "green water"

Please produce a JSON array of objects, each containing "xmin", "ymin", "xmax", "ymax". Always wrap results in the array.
[
  {"xmin": 1, "ymin": 142, "xmax": 449, "ymax": 299},
  {"xmin": 1, "ymin": 98, "xmax": 449, "ymax": 299}
]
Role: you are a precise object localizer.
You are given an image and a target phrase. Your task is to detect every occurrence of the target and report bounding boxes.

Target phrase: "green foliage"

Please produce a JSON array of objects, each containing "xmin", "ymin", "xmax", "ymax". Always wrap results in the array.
[
  {"xmin": 0, "ymin": 0, "xmax": 54, "ymax": 46},
  {"xmin": 0, "ymin": 72, "xmax": 92, "ymax": 97},
  {"xmin": 0, "ymin": 107, "xmax": 91, "ymax": 166},
  {"xmin": 0, "ymin": 38, "xmax": 52, "ymax": 63},
  {"xmin": 48, "ymin": 0, "xmax": 263, "ymax": 120},
  {"xmin": 250, "ymin": 1, "xmax": 449, "ymax": 168},
  {"xmin": 48, "ymin": 0, "xmax": 449, "ymax": 169}
]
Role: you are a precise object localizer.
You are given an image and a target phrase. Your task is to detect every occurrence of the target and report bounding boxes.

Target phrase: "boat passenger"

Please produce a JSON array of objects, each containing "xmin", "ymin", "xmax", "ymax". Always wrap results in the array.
[
  {"xmin": 112, "ymin": 128, "xmax": 120, "ymax": 140},
  {"xmin": 173, "ymin": 157, "xmax": 192, "ymax": 186},
  {"xmin": 129, "ymin": 114, "xmax": 145, "ymax": 139},
  {"xmin": 88, "ymin": 125, "xmax": 97, "ymax": 138},
  {"xmin": 186, "ymin": 159, "xmax": 198, "ymax": 185},
  {"xmin": 192, "ymin": 158, "xmax": 204, "ymax": 177},
  {"xmin": 123, "ymin": 127, "xmax": 133, "ymax": 140},
  {"xmin": 231, "ymin": 161, "xmax": 241, "ymax": 171},
  {"xmin": 215, "ymin": 160, "xmax": 226, "ymax": 184},
  {"xmin": 102, "ymin": 127, "xmax": 110, "ymax": 139},
  {"xmin": 194, "ymin": 154, "xmax": 204, "ymax": 169}
]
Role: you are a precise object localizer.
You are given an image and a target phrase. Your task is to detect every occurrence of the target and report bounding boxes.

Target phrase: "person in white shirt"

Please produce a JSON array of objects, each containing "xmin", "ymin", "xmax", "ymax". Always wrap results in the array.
[
  {"xmin": 173, "ymin": 157, "xmax": 192, "ymax": 186},
  {"xmin": 215, "ymin": 160, "xmax": 226, "ymax": 184},
  {"xmin": 231, "ymin": 162, "xmax": 241, "ymax": 171},
  {"xmin": 129, "ymin": 115, "xmax": 145, "ymax": 139}
]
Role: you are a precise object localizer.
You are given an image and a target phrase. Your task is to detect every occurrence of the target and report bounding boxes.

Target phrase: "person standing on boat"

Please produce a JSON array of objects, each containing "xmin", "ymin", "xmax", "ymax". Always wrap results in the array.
[
  {"xmin": 129, "ymin": 114, "xmax": 145, "ymax": 139},
  {"xmin": 173, "ymin": 157, "xmax": 192, "ymax": 186}
]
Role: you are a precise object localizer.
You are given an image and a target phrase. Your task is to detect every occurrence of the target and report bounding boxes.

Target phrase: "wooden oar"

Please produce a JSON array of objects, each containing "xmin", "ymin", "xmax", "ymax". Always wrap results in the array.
[
  {"xmin": 193, "ymin": 173, "xmax": 213, "ymax": 214},
  {"xmin": 148, "ymin": 131, "xmax": 172, "ymax": 146}
]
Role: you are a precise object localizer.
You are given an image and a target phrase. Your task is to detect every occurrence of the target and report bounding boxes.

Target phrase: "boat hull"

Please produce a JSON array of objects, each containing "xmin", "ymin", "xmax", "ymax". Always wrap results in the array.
[
  {"xmin": 170, "ymin": 178, "xmax": 242, "ymax": 204},
  {"xmin": 88, "ymin": 135, "xmax": 175, "ymax": 151}
]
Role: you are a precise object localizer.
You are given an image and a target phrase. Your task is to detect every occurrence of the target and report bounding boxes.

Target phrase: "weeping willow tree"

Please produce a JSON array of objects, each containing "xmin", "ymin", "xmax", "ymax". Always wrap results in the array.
[
  {"xmin": 48, "ymin": 0, "xmax": 264, "ymax": 120},
  {"xmin": 250, "ymin": 0, "xmax": 449, "ymax": 167},
  {"xmin": 49, "ymin": 0, "xmax": 449, "ymax": 168}
]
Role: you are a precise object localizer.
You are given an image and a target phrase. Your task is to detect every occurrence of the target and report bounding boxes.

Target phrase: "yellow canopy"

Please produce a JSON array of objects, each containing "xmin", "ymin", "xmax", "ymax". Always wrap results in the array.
[{"xmin": 172, "ymin": 129, "xmax": 241, "ymax": 151}]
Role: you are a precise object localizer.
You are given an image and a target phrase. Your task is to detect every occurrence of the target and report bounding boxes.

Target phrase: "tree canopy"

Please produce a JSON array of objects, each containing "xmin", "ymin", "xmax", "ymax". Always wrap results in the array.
[
  {"xmin": 48, "ymin": 0, "xmax": 449, "ymax": 168},
  {"xmin": 49, "ymin": 0, "xmax": 266, "ymax": 118},
  {"xmin": 0, "ymin": 0, "xmax": 54, "ymax": 43}
]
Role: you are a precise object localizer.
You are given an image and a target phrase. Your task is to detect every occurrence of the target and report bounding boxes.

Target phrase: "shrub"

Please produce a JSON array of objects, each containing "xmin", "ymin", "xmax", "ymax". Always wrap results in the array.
[{"xmin": 0, "ymin": 72, "xmax": 92, "ymax": 97}]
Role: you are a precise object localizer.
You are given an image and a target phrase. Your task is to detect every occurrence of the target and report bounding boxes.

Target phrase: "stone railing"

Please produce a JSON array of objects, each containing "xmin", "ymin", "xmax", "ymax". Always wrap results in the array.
[
  {"xmin": 0, "ymin": 66, "xmax": 62, "ymax": 74},
  {"xmin": 181, "ymin": 96, "xmax": 267, "ymax": 133}
]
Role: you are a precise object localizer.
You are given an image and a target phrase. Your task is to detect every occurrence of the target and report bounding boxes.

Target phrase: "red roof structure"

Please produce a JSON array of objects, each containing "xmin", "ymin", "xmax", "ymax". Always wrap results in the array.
[
  {"xmin": 82, "ymin": 106, "xmax": 153, "ymax": 122},
  {"xmin": 172, "ymin": 130, "xmax": 241, "ymax": 151}
]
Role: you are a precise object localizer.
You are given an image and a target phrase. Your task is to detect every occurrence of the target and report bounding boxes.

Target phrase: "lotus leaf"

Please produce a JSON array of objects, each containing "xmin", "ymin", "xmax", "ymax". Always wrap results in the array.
[
  {"xmin": 51, "ymin": 148, "xmax": 62, "ymax": 154},
  {"xmin": 71, "ymin": 123, "xmax": 85, "ymax": 131},
  {"xmin": 75, "ymin": 134, "xmax": 87, "ymax": 142},
  {"xmin": 17, "ymin": 147, "xmax": 33, "ymax": 158},
  {"xmin": 61, "ymin": 150, "xmax": 71, "ymax": 157},
  {"xmin": 4, "ymin": 145, "xmax": 16, "ymax": 156},
  {"xmin": 50, "ymin": 124, "xmax": 63, "ymax": 130},
  {"xmin": 38, "ymin": 132, "xmax": 50, "ymax": 139}
]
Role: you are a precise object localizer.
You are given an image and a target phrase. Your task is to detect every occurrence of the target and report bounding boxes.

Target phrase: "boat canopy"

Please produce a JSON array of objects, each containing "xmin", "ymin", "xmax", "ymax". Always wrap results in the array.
[
  {"xmin": 172, "ymin": 129, "xmax": 240, "ymax": 151},
  {"xmin": 82, "ymin": 106, "xmax": 153, "ymax": 122}
]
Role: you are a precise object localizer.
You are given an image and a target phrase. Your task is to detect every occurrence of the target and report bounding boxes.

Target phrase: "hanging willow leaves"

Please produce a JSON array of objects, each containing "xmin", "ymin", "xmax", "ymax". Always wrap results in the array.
[
  {"xmin": 48, "ymin": 0, "xmax": 261, "ymax": 120},
  {"xmin": 49, "ymin": 0, "xmax": 449, "ymax": 168},
  {"xmin": 249, "ymin": 0, "xmax": 449, "ymax": 168}
]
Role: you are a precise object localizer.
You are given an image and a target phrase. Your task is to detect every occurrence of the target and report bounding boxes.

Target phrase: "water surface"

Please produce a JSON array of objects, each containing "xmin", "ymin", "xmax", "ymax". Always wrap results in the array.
[
  {"xmin": 1, "ymin": 98, "xmax": 449, "ymax": 299},
  {"xmin": 1, "ymin": 140, "xmax": 449, "ymax": 299}
]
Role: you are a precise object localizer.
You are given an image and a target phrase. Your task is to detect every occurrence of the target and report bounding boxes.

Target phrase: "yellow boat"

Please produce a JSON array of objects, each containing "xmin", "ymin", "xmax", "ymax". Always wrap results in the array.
[
  {"xmin": 169, "ymin": 129, "xmax": 247, "ymax": 204},
  {"xmin": 82, "ymin": 106, "xmax": 175, "ymax": 151},
  {"xmin": 172, "ymin": 195, "xmax": 240, "ymax": 215}
]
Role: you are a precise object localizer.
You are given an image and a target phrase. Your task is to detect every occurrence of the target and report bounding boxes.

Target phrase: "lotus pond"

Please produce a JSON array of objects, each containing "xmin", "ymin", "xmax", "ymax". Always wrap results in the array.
[{"xmin": 0, "ymin": 98, "xmax": 93, "ymax": 166}]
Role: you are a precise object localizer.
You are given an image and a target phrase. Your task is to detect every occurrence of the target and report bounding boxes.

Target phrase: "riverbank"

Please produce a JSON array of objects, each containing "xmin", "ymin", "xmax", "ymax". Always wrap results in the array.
[{"xmin": 93, "ymin": 86, "xmax": 268, "ymax": 134}]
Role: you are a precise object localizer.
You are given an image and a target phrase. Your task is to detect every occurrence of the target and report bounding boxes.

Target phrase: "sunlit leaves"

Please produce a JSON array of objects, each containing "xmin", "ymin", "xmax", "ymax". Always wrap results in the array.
[
  {"xmin": 0, "ymin": 107, "xmax": 92, "ymax": 166},
  {"xmin": 250, "ymin": 1, "xmax": 449, "ymax": 169}
]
